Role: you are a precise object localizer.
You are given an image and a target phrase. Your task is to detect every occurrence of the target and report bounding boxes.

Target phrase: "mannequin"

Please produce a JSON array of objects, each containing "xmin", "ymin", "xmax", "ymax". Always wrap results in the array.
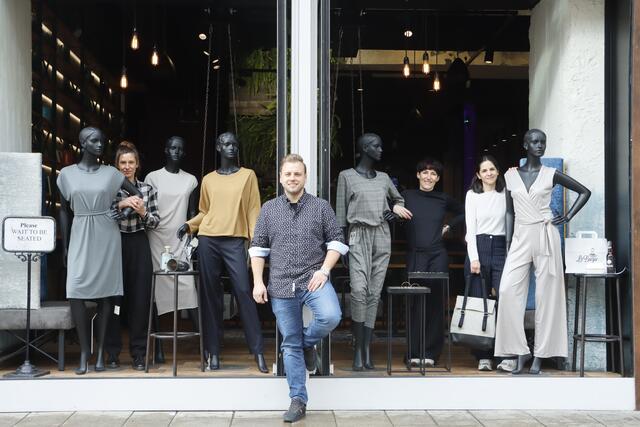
[
  {"xmin": 494, "ymin": 129, "xmax": 591, "ymax": 374},
  {"xmin": 145, "ymin": 136, "xmax": 199, "ymax": 364},
  {"xmin": 177, "ymin": 132, "xmax": 267, "ymax": 373},
  {"xmin": 58, "ymin": 127, "xmax": 142, "ymax": 375},
  {"xmin": 336, "ymin": 133, "xmax": 412, "ymax": 370}
]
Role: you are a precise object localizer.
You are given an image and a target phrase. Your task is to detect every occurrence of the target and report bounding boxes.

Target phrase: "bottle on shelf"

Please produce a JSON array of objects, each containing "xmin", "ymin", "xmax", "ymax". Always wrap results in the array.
[
  {"xmin": 606, "ymin": 240, "xmax": 616, "ymax": 274},
  {"xmin": 161, "ymin": 245, "xmax": 173, "ymax": 272}
]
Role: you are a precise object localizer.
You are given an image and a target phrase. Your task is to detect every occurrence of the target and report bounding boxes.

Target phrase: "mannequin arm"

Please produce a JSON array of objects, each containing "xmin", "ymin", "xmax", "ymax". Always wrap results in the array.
[
  {"xmin": 188, "ymin": 186, "xmax": 199, "ymax": 220},
  {"xmin": 120, "ymin": 179, "xmax": 143, "ymax": 219},
  {"xmin": 552, "ymin": 170, "xmax": 591, "ymax": 225},
  {"xmin": 505, "ymin": 189, "xmax": 514, "ymax": 250},
  {"xmin": 58, "ymin": 196, "xmax": 72, "ymax": 267}
]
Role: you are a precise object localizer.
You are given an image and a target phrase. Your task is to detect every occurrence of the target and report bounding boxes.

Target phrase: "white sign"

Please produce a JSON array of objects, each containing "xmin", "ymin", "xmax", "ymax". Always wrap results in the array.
[{"xmin": 2, "ymin": 217, "xmax": 56, "ymax": 253}]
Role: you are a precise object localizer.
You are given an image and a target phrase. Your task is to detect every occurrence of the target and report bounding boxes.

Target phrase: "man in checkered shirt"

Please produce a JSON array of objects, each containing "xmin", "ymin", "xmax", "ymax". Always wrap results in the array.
[{"xmin": 249, "ymin": 154, "xmax": 348, "ymax": 423}]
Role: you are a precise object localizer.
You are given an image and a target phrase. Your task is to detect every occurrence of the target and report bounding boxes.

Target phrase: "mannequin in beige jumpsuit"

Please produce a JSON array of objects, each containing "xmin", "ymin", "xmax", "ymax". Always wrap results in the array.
[{"xmin": 494, "ymin": 129, "xmax": 591, "ymax": 374}]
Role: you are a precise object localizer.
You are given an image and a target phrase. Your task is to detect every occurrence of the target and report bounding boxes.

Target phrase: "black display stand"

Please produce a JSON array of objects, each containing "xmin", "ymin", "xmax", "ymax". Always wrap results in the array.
[{"xmin": 4, "ymin": 252, "xmax": 50, "ymax": 378}]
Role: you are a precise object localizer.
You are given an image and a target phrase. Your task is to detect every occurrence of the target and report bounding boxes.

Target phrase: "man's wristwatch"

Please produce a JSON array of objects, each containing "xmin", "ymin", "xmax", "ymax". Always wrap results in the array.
[{"xmin": 318, "ymin": 267, "xmax": 330, "ymax": 278}]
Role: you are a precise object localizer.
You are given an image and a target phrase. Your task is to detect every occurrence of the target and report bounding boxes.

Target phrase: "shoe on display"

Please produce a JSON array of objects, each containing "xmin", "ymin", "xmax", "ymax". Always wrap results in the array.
[
  {"xmin": 497, "ymin": 359, "xmax": 517, "ymax": 372},
  {"xmin": 106, "ymin": 353, "xmax": 120, "ymax": 369},
  {"xmin": 303, "ymin": 346, "xmax": 317, "ymax": 372},
  {"xmin": 478, "ymin": 359, "xmax": 493, "ymax": 371},
  {"xmin": 422, "ymin": 358, "xmax": 435, "ymax": 368},
  {"xmin": 409, "ymin": 358, "xmax": 421, "ymax": 367},
  {"xmin": 283, "ymin": 398, "xmax": 306, "ymax": 423},
  {"xmin": 132, "ymin": 356, "xmax": 145, "ymax": 371}
]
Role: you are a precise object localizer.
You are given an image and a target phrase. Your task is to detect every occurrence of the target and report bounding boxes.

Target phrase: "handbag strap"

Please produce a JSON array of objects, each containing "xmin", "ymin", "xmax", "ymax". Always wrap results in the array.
[{"xmin": 458, "ymin": 269, "xmax": 489, "ymax": 331}]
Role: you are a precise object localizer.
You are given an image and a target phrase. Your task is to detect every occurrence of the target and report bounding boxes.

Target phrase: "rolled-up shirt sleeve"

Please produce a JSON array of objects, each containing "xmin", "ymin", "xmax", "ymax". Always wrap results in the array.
[
  {"xmin": 322, "ymin": 201, "xmax": 349, "ymax": 255},
  {"xmin": 249, "ymin": 204, "xmax": 271, "ymax": 258}
]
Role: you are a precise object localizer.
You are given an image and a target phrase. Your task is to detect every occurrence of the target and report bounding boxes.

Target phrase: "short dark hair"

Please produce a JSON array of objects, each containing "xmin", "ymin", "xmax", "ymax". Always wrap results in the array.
[
  {"xmin": 524, "ymin": 128, "xmax": 546, "ymax": 143},
  {"xmin": 416, "ymin": 158, "xmax": 444, "ymax": 177},
  {"xmin": 469, "ymin": 154, "xmax": 505, "ymax": 193}
]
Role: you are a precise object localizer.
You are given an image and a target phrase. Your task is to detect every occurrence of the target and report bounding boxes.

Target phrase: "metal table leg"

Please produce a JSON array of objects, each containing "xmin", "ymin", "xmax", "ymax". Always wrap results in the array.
[
  {"xmin": 172, "ymin": 274, "xmax": 178, "ymax": 377},
  {"xmin": 579, "ymin": 277, "xmax": 588, "ymax": 377},
  {"xmin": 145, "ymin": 274, "xmax": 156, "ymax": 373}
]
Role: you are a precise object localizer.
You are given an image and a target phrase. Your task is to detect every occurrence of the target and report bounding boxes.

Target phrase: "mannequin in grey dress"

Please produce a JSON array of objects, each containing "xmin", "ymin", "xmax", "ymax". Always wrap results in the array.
[{"xmin": 59, "ymin": 127, "xmax": 142, "ymax": 375}]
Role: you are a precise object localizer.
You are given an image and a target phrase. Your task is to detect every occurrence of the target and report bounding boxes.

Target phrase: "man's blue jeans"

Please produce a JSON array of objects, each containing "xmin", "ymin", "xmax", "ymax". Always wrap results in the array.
[{"xmin": 270, "ymin": 281, "xmax": 342, "ymax": 404}]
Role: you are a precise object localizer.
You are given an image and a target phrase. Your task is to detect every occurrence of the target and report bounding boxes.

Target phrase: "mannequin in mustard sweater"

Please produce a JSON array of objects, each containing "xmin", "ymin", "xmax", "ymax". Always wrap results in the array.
[{"xmin": 178, "ymin": 132, "xmax": 267, "ymax": 373}]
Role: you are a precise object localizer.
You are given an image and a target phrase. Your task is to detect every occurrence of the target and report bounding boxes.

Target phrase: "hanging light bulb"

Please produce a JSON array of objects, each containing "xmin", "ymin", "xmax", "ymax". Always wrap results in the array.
[
  {"xmin": 130, "ymin": 28, "xmax": 139, "ymax": 50},
  {"xmin": 422, "ymin": 51, "xmax": 430, "ymax": 75},
  {"xmin": 151, "ymin": 45, "xmax": 159, "ymax": 66},
  {"xmin": 433, "ymin": 72, "xmax": 441, "ymax": 91},
  {"xmin": 403, "ymin": 56, "xmax": 410, "ymax": 78},
  {"xmin": 120, "ymin": 67, "xmax": 128, "ymax": 89}
]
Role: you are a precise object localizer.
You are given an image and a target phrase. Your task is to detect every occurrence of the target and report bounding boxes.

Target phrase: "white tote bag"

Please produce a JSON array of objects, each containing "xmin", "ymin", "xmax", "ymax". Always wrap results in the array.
[{"xmin": 564, "ymin": 231, "xmax": 607, "ymax": 274}]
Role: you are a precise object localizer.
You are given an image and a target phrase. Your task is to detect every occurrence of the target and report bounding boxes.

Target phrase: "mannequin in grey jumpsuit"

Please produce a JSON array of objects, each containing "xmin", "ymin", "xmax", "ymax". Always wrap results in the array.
[{"xmin": 494, "ymin": 129, "xmax": 591, "ymax": 374}]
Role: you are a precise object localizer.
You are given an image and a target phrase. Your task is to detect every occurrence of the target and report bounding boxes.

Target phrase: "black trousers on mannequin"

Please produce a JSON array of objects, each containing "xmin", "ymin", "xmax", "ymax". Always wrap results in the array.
[
  {"xmin": 105, "ymin": 230, "xmax": 152, "ymax": 358},
  {"xmin": 198, "ymin": 236, "xmax": 264, "ymax": 355},
  {"xmin": 406, "ymin": 248, "xmax": 448, "ymax": 361}
]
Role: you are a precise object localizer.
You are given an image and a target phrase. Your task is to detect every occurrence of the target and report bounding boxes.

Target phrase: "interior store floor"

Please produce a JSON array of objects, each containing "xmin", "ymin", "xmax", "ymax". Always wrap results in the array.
[{"xmin": 0, "ymin": 322, "xmax": 619, "ymax": 379}]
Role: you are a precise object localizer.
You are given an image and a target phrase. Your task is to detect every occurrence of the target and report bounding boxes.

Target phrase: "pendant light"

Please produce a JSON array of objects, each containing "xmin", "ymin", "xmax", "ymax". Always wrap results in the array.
[
  {"xmin": 130, "ymin": 2, "xmax": 139, "ymax": 50},
  {"xmin": 120, "ymin": 67, "xmax": 128, "ymax": 89},
  {"xmin": 151, "ymin": 45, "xmax": 159, "ymax": 66},
  {"xmin": 432, "ymin": 13, "xmax": 440, "ymax": 91},
  {"xmin": 403, "ymin": 55, "xmax": 410, "ymax": 78},
  {"xmin": 422, "ymin": 51, "xmax": 430, "ymax": 75},
  {"xmin": 433, "ymin": 71, "xmax": 440, "ymax": 91},
  {"xmin": 422, "ymin": 13, "xmax": 429, "ymax": 75}
]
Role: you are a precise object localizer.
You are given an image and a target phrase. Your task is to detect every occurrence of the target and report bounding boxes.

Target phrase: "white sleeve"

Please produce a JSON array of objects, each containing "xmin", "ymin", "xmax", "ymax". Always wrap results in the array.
[{"xmin": 465, "ymin": 191, "xmax": 479, "ymax": 263}]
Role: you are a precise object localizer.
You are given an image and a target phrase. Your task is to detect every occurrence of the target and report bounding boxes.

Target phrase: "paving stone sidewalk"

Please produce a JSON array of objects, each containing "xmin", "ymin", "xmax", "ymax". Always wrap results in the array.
[{"xmin": 1, "ymin": 410, "xmax": 640, "ymax": 426}]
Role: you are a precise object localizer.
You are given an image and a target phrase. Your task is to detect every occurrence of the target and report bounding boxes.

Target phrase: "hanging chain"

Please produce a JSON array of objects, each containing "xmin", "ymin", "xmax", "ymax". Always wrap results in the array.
[
  {"xmin": 227, "ymin": 23, "xmax": 239, "ymax": 138},
  {"xmin": 330, "ymin": 27, "xmax": 343, "ymax": 141},
  {"xmin": 357, "ymin": 27, "xmax": 364, "ymax": 135},
  {"xmin": 213, "ymin": 63, "xmax": 220, "ymax": 168},
  {"xmin": 200, "ymin": 22, "xmax": 214, "ymax": 180}
]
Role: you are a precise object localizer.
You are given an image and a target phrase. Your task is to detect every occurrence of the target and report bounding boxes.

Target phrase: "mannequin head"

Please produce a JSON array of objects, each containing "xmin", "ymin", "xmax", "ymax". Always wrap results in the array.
[
  {"xmin": 115, "ymin": 141, "xmax": 140, "ymax": 182},
  {"xmin": 165, "ymin": 136, "xmax": 186, "ymax": 163},
  {"xmin": 415, "ymin": 158, "xmax": 443, "ymax": 192},
  {"xmin": 79, "ymin": 127, "xmax": 105, "ymax": 157},
  {"xmin": 356, "ymin": 133, "xmax": 383, "ymax": 162},
  {"xmin": 523, "ymin": 129, "xmax": 546, "ymax": 158},
  {"xmin": 216, "ymin": 132, "xmax": 239, "ymax": 160}
]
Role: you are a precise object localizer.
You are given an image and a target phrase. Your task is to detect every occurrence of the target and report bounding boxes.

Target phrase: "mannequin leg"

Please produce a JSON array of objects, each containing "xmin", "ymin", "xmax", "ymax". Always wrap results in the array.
[
  {"xmin": 362, "ymin": 326, "xmax": 375, "ymax": 369},
  {"xmin": 94, "ymin": 297, "xmax": 112, "ymax": 372},
  {"xmin": 348, "ymin": 225, "xmax": 372, "ymax": 370},
  {"xmin": 351, "ymin": 321, "xmax": 364, "ymax": 371},
  {"xmin": 69, "ymin": 299, "xmax": 90, "ymax": 375},
  {"xmin": 221, "ymin": 237, "xmax": 266, "ymax": 372},
  {"xmin": 198, "ymin": 236, "xmax": 224, "ymax": 368}
]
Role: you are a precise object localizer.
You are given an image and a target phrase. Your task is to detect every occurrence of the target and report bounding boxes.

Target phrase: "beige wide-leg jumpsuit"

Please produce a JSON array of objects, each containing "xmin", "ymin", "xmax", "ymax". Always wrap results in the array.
[{"xmin": 494, "ymin": 165, "xmax": 568, "ymax": 358}]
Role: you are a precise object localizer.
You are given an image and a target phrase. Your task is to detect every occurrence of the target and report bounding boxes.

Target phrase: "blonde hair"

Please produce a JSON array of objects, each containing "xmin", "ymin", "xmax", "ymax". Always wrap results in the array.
[
  {"xmin": 279, "ymin": 153, "xmax": 306, "ymax": 173},
  {"xmin": 115, "ymin": 141, "xmax": 140, "ymax": 176}
]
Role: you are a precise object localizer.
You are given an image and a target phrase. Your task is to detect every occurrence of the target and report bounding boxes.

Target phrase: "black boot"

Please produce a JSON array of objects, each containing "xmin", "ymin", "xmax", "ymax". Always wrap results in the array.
[
  {"xmin": 94, "ymin": 298, "xmax": 111, "ymax": 372},
  {"xmin": 352, "ymin": 321, "xmax": 364, "ymax": 371},
  {"xmin": 529, "ymin": 356, "xmax": 543, "ymax": 374},
  {"xmin": 255, "ymin": 353, "xmax": 268, "ymax": 373},
  {"xmin": 70, "ymin": 299, "xmax": 90, "ymax": 375},
  {"xmin": 363, "ymin": 326, "xmax": 375, "ymax": 370},
  {"xmin": 206, "ymin": 352, "xmax": 220, "ymax": 370},
  {"xmin": 512, "ymin": 353, "xmax": 532, "ymax": 375}
]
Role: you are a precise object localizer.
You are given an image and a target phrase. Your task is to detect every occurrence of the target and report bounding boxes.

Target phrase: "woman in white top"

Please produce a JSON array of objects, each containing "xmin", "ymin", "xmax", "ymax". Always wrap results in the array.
[{"xmin": 464, "ymin": 155, "xmax": 510, "ymax": 372}]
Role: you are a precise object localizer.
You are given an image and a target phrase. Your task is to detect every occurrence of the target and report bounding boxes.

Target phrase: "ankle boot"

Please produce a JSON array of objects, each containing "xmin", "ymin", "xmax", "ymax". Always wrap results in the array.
[
  {"xmin": 352, "ymin": 321, "xmax": 364, "ymax": 371},
  {"xmin": 362, "ymin": 326, "xmax": 375, "ymax": 370},
  {"xmin": 529, "ymin": 356, "xmax": 542, "ymax": 374},
  {"xmin": 512, "ymin": 353, "xmax": 532, "ymax": 375}
]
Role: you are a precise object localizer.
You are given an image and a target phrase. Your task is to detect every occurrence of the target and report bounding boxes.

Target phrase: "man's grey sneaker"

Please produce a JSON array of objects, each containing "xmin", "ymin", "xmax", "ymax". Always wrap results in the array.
[
  {"xmin": 283, "ymin": 398, "xmax": 306, "ymax": 423},
  {"xmin": 303, "ymin": 346, "xmax": 317, "ymax": 372},
  {"xmin": 478, "ymin": 359, "xmax": 493, "ymax": 371}
]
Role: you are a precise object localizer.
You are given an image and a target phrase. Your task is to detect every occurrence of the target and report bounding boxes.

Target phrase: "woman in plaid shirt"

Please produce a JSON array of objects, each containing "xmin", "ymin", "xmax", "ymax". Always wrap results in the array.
[{"xmin": 105, "ymin": 141, "xmax": 160, "ymax": 370}]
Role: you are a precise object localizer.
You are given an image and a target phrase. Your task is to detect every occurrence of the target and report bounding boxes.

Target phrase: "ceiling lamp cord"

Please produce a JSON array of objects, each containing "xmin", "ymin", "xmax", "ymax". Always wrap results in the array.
[
  {"xmin": 200, "ymin": 22, "xmax": 214, "ymax": 180},
  {"xmin": 357, "ymin": 27, "xmax": 364, "ymax": 135},
  {"xmin": 227, "ymin": 23, "xmax": 239, "ymax": 149}
]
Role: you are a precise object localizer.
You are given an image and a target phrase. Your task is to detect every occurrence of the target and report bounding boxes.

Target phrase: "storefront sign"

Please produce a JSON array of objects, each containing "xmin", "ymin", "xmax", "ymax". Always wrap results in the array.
[{"xmin": 2, "ymin": 216, "xmax": 56, "ymax": 253}]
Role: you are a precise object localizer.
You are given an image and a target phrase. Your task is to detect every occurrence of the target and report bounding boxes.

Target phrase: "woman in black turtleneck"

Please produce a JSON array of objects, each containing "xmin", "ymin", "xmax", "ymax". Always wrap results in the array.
[{"xmin": 402, "ymin": 158, "xmax": 464, "ymax": 367}]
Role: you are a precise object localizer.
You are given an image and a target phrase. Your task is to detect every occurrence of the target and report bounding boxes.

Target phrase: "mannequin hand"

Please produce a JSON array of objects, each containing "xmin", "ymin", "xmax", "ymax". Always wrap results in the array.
[
  {"xmin": 383, "ymin": 210, "xmax": 398, "ymax": 222},
  {"xmin": 441, "ymin": 224, "xmax": 451, "ymax": 236},
  {"xmin": 308, "ymin": 270, "xmax": 328, "ymax": 292},
  {"xmin": 176, "ymin": 223, "xmax": 190, "ymax": 240},
  {"xmin": 253, "ymin": 281, "xmax": 268, "ymax": 304},
  {"xmin": 506, "ymin": 240, "xmax": 511, "ymax": 251},
  {"xmin": 470, "ymin": 260, "xmax": 481, "ymax": 274},
  {"xmin": 551, "ymin": 215, "xmax": 570, "ymax": 226},
  {"xmin": 392, "ymin": 205, "xmax": 413, "ymax": 220}
]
